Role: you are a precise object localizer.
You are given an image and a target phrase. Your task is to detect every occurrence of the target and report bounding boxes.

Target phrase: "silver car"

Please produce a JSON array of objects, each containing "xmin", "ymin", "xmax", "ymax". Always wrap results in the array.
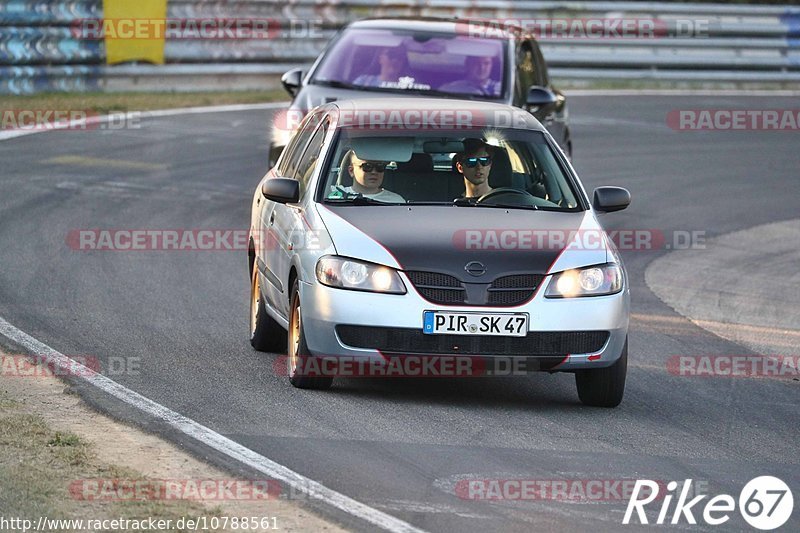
[{"xmin": 249, "ymin": 98, "xmax": 630, "ymax": 407}]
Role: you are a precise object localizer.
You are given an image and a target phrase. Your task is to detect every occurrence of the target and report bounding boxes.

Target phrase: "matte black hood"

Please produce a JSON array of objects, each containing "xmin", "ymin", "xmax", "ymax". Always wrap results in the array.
[{"xmin": 322, "ymin": 205, "xmax": 588, "ymax": 280}]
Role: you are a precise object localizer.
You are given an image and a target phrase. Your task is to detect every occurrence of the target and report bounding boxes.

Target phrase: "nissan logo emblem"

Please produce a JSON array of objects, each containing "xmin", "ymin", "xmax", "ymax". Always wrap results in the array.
[{"xmin": 465, "ymin": 261, "xmax": 486, "ymax": 277}]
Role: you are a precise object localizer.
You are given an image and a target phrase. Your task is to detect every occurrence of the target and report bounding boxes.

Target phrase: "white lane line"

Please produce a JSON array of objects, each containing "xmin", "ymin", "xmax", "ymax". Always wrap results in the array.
[
  {"xmin": 0, "ymin": 102, "xmax": 289, "ymax": 142},
  {"xmin": 0, "ymin": 316, "xmax": 424, "ymax": 532}
]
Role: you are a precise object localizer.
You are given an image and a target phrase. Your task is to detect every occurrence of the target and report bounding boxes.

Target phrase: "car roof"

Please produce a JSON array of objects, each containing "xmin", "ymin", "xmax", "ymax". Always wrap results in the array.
[
  {"xmin": 348, "ymin": 17, "xmax": 521, "ymax": 39},
  {"xmin": 324, "ymin": 98, "xmax": 545, "ymax": 132}
]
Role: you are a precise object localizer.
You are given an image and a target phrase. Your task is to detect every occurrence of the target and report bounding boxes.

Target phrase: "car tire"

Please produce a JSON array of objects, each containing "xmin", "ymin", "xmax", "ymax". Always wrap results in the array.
[
  {"xmin": 250, "ymin": 265, "xmax": 286, "ymax": 352},
  {"xmin": 288, "ymin": 280, "xmax": 333, "ymax": 390},
  {"xmin": 575, "ymin": 337, "xmax": 627, "ymax": 408}
]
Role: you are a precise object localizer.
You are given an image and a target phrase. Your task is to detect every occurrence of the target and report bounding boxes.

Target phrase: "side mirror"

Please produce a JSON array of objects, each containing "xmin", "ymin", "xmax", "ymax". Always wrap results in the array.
[
  {"xmin": 593, "ymin": 187, "xmax": 631, "ymax": 213},
  {"xmin": 281, "ymin": 68, "xmax": 304, "ymax": 97},
  {"xmin": 526, "ymin": 86, "xmax": 557, "ymax": 113},
  {"xmin": 262, "ymin": 177, "xmax": 300, "ymax": 204}
]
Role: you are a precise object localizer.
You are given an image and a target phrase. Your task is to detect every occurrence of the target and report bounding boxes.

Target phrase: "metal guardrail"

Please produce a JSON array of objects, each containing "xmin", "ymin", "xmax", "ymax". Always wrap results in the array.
[{"xmin": 1, "ymin": 1, "xmax": 799, "ymax": 94}]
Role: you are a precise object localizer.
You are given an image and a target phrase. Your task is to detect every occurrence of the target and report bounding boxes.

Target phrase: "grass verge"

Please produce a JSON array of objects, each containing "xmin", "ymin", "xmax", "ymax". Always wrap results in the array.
[
  {"xmin": 0, "ymin": 388, "xmax": 226, "ymax": 532},
  {"xmin": 0, "ymin": 90, "xmax": 287, "ymax": 115}
]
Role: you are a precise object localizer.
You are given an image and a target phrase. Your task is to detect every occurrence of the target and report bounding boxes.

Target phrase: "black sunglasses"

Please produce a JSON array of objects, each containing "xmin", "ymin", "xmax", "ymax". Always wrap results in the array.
[
  {"xmin": 358, "ymin": 162, "xmax": 388, "ymax": 173},
  {"xmin": 464, "ymin": 156, "xmax": 492, "ymax": 168}
]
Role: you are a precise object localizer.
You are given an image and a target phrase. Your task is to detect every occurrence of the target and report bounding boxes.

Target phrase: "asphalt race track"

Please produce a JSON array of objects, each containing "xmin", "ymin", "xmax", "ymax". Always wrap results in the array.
[{"xmin": 1, "ymin": 95, "xmax": 798, "ymax": 532}]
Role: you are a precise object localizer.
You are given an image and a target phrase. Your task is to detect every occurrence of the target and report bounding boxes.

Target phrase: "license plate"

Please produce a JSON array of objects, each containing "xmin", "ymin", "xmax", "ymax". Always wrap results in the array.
[{"xmin": 423, "ymin": 311, "xmax": 529, "ymax": 337}]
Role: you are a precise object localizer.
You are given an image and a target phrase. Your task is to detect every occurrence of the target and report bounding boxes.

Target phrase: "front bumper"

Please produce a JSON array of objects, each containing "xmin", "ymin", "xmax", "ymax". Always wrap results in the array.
[{"xmin": 299, "ymin": 273, "xmax": 629, "ymax": 372}]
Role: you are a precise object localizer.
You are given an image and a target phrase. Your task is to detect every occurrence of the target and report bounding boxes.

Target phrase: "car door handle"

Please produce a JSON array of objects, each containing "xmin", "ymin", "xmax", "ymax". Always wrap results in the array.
[{"xmin": 269, "ymin": 214, "xmax": 275, "ymax": 226}]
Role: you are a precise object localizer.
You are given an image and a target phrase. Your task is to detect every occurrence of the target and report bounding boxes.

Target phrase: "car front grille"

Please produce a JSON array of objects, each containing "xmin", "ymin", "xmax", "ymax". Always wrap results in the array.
[
  {"xmin": 404, "ymin": 271, "xmax": 545, "ymax": 306},
  {"xmin": 405, "ymin": 271, "xmax": 461, "ymax": 287},
  {"xmin": 336, "ymin": 326, "xmax": 609, "ymax": 356},
  {"xmin": 416, "ymin": 287, "xmax": 466, "ymax": 304},
  {"xmin": 487, "ymin": 274, "xmax": 545, "ymax": 305}
]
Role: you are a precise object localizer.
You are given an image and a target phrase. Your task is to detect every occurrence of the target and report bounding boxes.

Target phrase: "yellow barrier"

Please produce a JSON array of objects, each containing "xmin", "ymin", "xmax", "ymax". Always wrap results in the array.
[{"xmin": 103, "ymin": 0, "xmax": 168, "ymax": 65}]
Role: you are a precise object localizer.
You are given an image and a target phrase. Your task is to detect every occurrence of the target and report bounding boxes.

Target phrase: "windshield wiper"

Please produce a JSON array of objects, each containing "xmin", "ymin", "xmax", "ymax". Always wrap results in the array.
[
  {"xmin": 452, "ymin": 198, "xmax": 538, "ymax": 210},
  {"xmin": 312, "ymin": 79, "xmax": 362, "ymax": 91},
  {"xmin": 312, "ymin": 79, "xmax": 484, "ymax": 100},
  {"xmin": 453, "ymin": 198, "xmax": 477, "ymax": 207},
  {"xmin": 535, "ymin": 205, "xmax": 576, "ymax": 212},
  {"xmin": 474, "ymin": 202, "xmax": 539, "ymax": 211},
  {"xmin": 325, "ymin": 193, "xmax": 397, "ymax": 206}
]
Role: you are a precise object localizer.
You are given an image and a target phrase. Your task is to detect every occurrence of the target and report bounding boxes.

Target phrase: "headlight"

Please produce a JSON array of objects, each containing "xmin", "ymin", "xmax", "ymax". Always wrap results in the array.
[
  {"xmin": 315, "ymin": 256, "xmax": 406, "ymax": 294},
  {"xmin": 545, "ymin": 263, "xmax": 623, "ymax": 298}
]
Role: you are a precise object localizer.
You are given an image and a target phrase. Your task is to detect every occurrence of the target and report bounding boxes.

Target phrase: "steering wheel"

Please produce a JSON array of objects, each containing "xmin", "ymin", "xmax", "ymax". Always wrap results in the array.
[{"xmin": 476, "ymin": 187, "xmax": 537, "ymax": 205}]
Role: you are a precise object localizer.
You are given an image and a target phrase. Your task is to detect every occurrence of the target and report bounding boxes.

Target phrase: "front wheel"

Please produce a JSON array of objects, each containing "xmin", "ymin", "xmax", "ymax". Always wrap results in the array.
[
  {"xmin": 575, "ymin": 337, "xmax": 627, "ymax": 407},
  {"xmin": 288, "ymin": 281, "xmax": 333, "ymax": 390}
]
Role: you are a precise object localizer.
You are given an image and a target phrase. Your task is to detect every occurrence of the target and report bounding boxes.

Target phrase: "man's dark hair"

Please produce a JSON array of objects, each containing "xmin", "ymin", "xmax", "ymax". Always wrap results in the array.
[{"xmin": 455, "ymin": 138, "xmax": 495, "ymax": 164}]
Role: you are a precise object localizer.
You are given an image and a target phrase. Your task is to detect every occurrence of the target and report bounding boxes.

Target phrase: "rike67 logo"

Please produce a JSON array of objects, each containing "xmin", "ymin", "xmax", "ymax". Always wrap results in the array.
[{"xmin": 624, "ymin": 476, "xmax": 794, "ymax": 530}]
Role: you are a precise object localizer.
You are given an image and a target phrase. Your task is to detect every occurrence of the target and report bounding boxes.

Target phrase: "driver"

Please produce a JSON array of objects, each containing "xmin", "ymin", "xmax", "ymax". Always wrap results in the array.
[
  {"xmin": 439, "ymin": 55, "xmax": 502, "ymax": 97},
  {"xmin": 454, "ymin": 139, "xmax": 495, "ymax": 198}
]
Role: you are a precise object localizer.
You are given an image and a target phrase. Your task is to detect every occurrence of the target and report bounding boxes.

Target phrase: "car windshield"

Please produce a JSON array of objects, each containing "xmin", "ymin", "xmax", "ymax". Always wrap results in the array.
[
  {"xmin": 311, "ymin": 28, "xmax": 508, "ymax": 100},
  {"xmin": 319, "ymin": 128, "xmax": 581, "ymax": 210}
]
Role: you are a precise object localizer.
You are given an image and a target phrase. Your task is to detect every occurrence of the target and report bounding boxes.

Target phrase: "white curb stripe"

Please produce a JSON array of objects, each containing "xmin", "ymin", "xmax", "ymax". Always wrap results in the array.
[{"xmin": 0, "ymin": 316, "xmax": 426, "ymax": 533}]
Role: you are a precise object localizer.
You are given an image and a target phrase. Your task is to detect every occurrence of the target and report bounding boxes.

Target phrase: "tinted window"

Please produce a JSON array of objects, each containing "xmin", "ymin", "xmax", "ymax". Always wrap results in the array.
[
  {"xmin": 294, "ymin": 122, "xmax": 328, "ymax": 197},
  {"xmin": 278, "ymin": 115, "xmax": 318, "ymax": 177},
  {"xmin": 312, "ymin": 28, "xmax": 509, "ymax": 99}
]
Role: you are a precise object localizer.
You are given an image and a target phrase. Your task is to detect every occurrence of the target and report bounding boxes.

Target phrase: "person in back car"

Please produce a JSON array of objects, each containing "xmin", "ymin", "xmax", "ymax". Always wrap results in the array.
[
  {"xmin": 353, "ymin": 47, "xmax": 409, "ymax": 87},
  {"xmin": 439, "ymin": 55, "xmax": 501, "ymax": 96}
]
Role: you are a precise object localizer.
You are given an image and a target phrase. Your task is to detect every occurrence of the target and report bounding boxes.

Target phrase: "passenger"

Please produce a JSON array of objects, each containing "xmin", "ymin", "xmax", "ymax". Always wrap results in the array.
[
  {"xmin": 353, "ymin": 47, "xmax": 409, "ymax": 87},
  {"xmin": 455, "ymin": 139, "xmax": 495, "ymax": 198},
  {"xmin": 439, "ymin": 55, "xmax": 501, "ymax": 96},
  {"xmin": 340, "ymin": 151, "xmax": 405, "ymax": 202}
]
